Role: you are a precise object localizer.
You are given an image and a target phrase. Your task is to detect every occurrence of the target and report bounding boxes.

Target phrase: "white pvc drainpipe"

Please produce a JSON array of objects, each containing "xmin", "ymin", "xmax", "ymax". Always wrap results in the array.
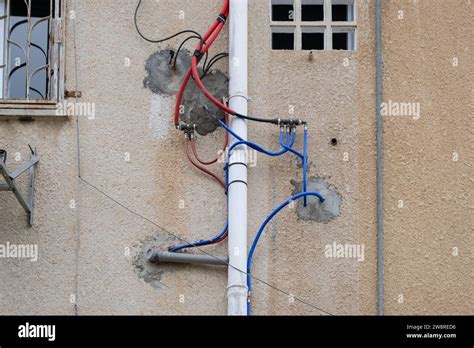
[{"xmin": 227, "ymin": 0, "xmax": 249, "ymax": 316}]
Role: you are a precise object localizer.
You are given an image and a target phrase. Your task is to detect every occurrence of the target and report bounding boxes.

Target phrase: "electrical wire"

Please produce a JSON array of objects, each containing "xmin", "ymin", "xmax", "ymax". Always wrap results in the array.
[
  {"xmin": 134, "ymin": 0, "xmax": 330, "ymax": 315},
  {"xmin": 69, "ymin": 0, "xmax": 335, "ymax": 315},
  {"xmin": 191, "ymin": 113, "xmax": 229, "ymax": 165},
  {"xmin": 167, "ymin": 136, "xmax": 229, "ymax": 253},
  {"xmin": 172, "ymin": 119, "xmax": 295, "ymax": 254},
  {"xmin": 169, "ymin": 112, "xmax": 230, "ymax": 252},
  {"xmin": 172, "ymin": 35, "xmax": 208, "ymax": 69},
  {"xmin": 173, "ymin": 0, "xmax": 230, "ymax": 126},
  {"xmin": 184, "ymin": 138, "xmax": 226, "ymax": 190},
  {"xmin": 134, "ymin": 0, "xmax": 203, "ymax": 44},
  {"xmin": 201, "ymin": 52, "xmax": 229, "ymax": 79}
]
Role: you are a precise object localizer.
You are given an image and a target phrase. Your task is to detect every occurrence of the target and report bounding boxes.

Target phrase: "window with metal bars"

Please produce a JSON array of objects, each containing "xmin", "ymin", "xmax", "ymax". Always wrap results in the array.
[
  {"xmin": 0, "ymin": 0, "xmax": 64, "ymax": 104},
  {"xmin": 271, "ymin": 0, "xmax": 356, "ymax": 51}
]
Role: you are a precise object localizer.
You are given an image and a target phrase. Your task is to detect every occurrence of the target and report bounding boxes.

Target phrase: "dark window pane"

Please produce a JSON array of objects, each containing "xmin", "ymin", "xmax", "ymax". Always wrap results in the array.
[
  {"xmin": 272, "ymin": 32, "xmax": 294, "ymax": 50},
  {"xmin": 272, "ymin": 5, "xmax": 294, "ymax": 21},
  {"xmin": 11, "ymin": 0, "xmax": 54, "ymax": 17},
  {"xmin": 332, "ymin": 5, "xmax": 348, "ymax": 21},
  {"xmin": 8, "ymin": 0, "xmax": 53, "ymax": 99},
  {"xmin": 333, "ymin": 32, "xmax": 348, "ymax": 50},
  {"xmin": 302, "ymin": 5, "xmax": 324, "ymax": 21},
  {"xmin": 302, "ymin": 32, "xmax": 324, "ymax": 50}
]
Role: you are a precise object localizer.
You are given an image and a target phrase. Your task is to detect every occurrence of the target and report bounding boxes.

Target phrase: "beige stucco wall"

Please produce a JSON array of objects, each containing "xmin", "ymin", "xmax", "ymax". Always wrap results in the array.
[{"xmin": 0, "ymin": 0, "xmax": 471, "ymax": 315}]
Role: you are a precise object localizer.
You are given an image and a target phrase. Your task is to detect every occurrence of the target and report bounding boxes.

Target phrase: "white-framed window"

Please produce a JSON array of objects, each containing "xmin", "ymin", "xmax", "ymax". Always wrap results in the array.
[
  {"xmin": 270, "ymin": 0, "xmax": 356, "ymax": 50},
  {"xmin": 0, "ymin": 0, "xmax": 65, "ymax": 113}
]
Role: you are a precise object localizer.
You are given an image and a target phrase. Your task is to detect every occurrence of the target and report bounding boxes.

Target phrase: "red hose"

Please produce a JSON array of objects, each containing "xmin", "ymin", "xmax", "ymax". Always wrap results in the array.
[
  {"xmin": 184, "ymin": 139, "xmax": 226, "ymax": 190},
  {"xmin": 191, "ymin": 112, "xmax": 228, "ymax": 165},
  {"xmin": 171, "ymin": 1, "xmax": 231, "ymax": 248},
  {"xmin": 174, "ymin": 0, "xmax": 231, "ymax": 126}
]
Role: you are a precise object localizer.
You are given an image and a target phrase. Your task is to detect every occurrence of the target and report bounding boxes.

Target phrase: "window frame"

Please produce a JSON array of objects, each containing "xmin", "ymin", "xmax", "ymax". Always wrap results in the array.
[
  {"xmin": 270, "ymin": 0, "xmax": 357, "ymax": 51},
  {"xmin": 0, "ymin": 0, "xmax": 66, "ymax": 117}
]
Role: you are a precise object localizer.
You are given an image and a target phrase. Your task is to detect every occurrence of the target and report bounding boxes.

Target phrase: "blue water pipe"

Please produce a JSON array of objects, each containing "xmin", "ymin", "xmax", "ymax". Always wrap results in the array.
[{"xmin": 246, "ymin": 191, "xmax": 325, "ymax": 315}]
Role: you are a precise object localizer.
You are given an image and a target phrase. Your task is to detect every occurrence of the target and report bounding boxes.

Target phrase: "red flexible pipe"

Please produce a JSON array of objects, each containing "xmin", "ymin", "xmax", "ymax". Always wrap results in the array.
[
  {"xmin": 183, "ymin": 138, "xmax": 229, "ymax": 246},
  {"xmin": 191, "ymin": 112, "xmax": 228, "ymax": 165},
  {"xmin": 184, "ymin": 139, "xmax": 226, "ymax": 190},
  {"xmin": 174, "ymin": 0, "xmax": 230, "ymax": 126}
]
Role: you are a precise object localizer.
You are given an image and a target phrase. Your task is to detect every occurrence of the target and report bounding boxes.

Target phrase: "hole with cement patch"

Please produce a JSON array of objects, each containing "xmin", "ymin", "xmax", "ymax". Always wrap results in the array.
[
  {"xmin": 291, "ymin": 176, "xmax": 341, "ymax": 223},
  {"xmin": 143, "ymin": 49, "xmax": 229, "ymax": 136}
]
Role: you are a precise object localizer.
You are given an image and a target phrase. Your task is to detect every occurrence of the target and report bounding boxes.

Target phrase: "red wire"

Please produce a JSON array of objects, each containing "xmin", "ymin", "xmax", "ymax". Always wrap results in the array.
[
  {"xmin": 184, "ymin": 139, "xmax": 226, "ymax": 190},
  {"xmin": 172, "ymin": 1, "xmax": 232, "ymax": 248},
  {"xmin": 184, "ymin": 138, "xmax": 229, "ymax": 245},
  {"xmin": 191, "ymin": 112, "xmax": 228, "ymax": 165}
]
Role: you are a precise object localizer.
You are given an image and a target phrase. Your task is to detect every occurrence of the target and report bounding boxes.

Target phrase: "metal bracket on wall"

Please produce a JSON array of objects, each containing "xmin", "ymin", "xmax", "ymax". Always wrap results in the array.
[{"xmin": 0, "ymin": 146, "xmax": 39, "ymax": 226}]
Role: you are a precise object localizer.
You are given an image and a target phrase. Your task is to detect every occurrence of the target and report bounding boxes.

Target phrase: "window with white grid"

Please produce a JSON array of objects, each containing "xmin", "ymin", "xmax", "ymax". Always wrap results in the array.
[{"xmin": 271, "ymin": 0, "xmax": 356, "ymax": 50}]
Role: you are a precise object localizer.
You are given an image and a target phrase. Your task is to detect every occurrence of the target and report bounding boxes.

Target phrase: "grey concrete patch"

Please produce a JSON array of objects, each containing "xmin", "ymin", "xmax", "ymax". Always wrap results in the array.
[
  {"xmin": 143, "ymin": 49, "xmax": 228, "ymax": 136},
  {"xmin": 291, "ymin": 176, "xmax": 342, "ymax": 223},
  {"xmin": 144, "ymin": 48, "xmax": 191, "ymax": 95},
  {"xmin": 132, "ymin": 230, "xmax": 179, "ymax": 289},
  {"xmin": 182, "ymin": 70, "xmax": 228, "ymax": 135}
]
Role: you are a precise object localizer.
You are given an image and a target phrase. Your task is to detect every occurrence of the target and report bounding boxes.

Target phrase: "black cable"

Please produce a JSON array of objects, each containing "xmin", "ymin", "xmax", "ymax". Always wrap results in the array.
[
  {"xmin": 205, "ymin": 52, "xmax": 228, "ymax": 70},
  {"xmin": 134, "ymin": 0, "xmax": 203, "ymax": 44},
  {"xmin": 204, "ymin": 105, "xmax": 283, "ymax": 126},
  {"xmin": 201, "ymin": 52, "xmax": 229, "ymax": 78},
  {"xmin": 235, "ymin": 112, "xmax": 280, "ymax": 125},
  {"xmin": 173, "ymin": 35, "xmax": 208, "ymax": 69}
]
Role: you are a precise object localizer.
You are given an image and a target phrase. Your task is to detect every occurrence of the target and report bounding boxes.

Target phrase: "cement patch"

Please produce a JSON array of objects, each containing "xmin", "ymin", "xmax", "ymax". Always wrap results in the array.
[
  {"xmin": 143, "ymin": 49, "xmax": 228, "ymax": 136},
  {"xmin": 133, "ymin": 231, "xmax": 179, "ymax": 289},
  {"xmin": 291, "ymin": 176, "xmax": 342, "ymax": 223}
]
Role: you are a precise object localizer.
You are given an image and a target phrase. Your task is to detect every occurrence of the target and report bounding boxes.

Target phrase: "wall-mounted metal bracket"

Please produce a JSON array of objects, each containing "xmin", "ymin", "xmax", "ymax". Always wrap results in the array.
[{"xmin": 0, "ymin": 146, "xmax": 39, "ymax": 226}]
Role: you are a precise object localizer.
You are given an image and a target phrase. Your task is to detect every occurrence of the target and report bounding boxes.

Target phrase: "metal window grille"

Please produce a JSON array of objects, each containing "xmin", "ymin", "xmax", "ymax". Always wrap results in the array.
[
  {"xmin": 271, "ymin": 0, "xmax": 357, "ymax": 50},
  {"xmin": 0, "ymin": 0, "xmax": 64, "ymax": 102}
]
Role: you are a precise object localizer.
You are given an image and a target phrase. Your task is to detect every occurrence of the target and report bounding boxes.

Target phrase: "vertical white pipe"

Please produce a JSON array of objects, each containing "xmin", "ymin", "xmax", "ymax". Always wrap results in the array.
[{"xmin": 227, "ymin": 0, "xmax": 249, "ymax": 316}]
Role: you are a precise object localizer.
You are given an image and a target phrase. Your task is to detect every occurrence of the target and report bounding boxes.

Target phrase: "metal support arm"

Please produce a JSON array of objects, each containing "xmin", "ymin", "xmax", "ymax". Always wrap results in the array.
[{"xmin": 0, "ymin": 146, "xmax": 39, "ymax": 226}]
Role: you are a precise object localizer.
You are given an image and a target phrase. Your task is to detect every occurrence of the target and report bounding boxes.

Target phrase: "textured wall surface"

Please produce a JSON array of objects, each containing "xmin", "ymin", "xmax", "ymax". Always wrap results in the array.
[{"xmin": 0, "ymin": 0, "xmax": 471, "ymax": 315}]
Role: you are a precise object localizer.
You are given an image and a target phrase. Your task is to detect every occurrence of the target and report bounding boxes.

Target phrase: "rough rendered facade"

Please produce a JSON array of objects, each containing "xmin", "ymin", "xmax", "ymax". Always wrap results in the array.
[{"xmin": 0, "ymin": 0, "xmax": 472, "ymax": 315}]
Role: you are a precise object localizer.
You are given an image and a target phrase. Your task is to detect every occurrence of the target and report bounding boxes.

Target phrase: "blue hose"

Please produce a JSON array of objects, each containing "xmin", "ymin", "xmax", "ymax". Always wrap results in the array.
[
  {"xmin": 225, "ymin": 129, "xmax": 296, "ymax": 190},
  {"xmin": 279, "ymin": 127, "xmax": 309, "ymax": 206},
  {"xmin": 169, "ymin": 223, "xmax": 228, "ymax": 252},
  {"xmin": 219, "ymin": 119, "xmax": 296, "ymax": 158},
  {"xmin": 172, "ymin": 117, "xmax": 320, "ymax": 316},
  {"xmin": 170, "ymin": 125, "xmax": 296, "ymax": 254},
  {"xmin": 303, "ymin": 128, "xmax": 308, "ymax": 206},
  {"xmin": 246, "ymin": 191, "xmax": 325, "ymax": 315}
]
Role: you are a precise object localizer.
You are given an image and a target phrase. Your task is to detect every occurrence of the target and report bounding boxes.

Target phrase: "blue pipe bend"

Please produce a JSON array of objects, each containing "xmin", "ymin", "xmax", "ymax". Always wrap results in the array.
[{"xmin": 246, "ymin": 191, "xmax": 325, "ymax": 315}]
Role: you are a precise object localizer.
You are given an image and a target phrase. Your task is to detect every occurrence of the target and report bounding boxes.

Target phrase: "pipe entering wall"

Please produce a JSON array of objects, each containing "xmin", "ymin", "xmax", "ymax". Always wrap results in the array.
[{"xmin": 146, "ymin": 249, "xmax": 228, "ymax": 266}]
